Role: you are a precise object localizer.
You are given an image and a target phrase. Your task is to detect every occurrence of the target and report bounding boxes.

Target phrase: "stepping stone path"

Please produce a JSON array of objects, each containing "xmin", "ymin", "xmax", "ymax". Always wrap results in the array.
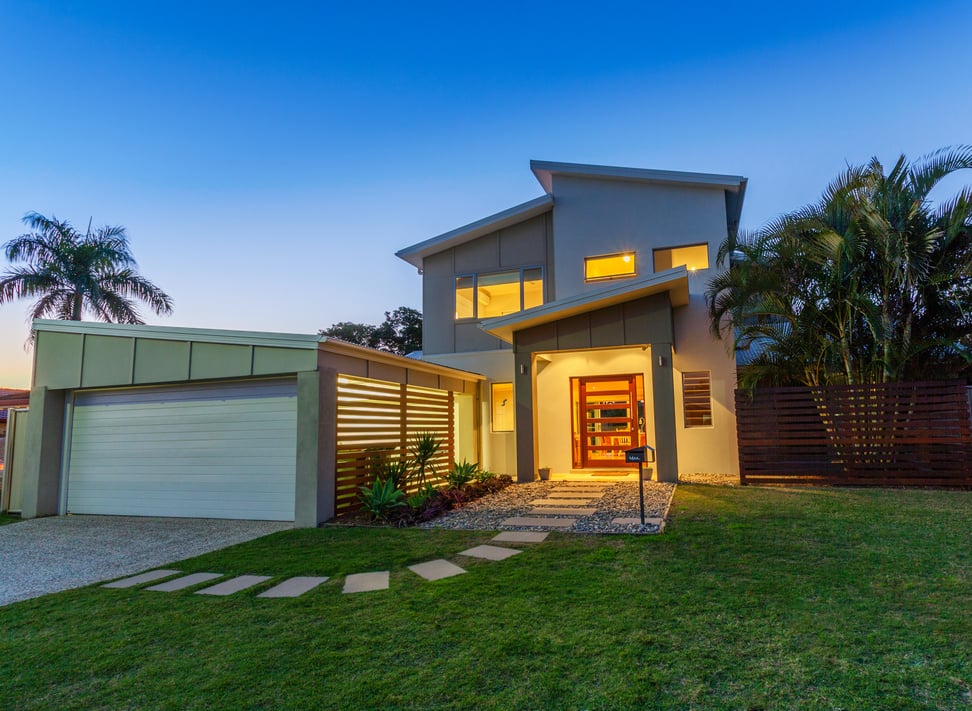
[
  {"xmin": 259, "ymin": 576, "xmax": 329, "ymax": 598},
  {"xmin": 502, "ymin": 482, "xmax": 615, "ymax": 531},
  {"xmin": 459, "ymin": 544, "xmax": 521, "ymax": 561},
  {"xmin": 99, "ymin": 481, "xmax": 669, "ymax": 601},
  {"xmin": 343, "ymin": 571, "xmax": 390, "ymax": 594},
  {"xmin": 197, "ymin": 575, "xmax": 271, "ymax": 596},
  {"xmin": 408, "ymin": 559, "xmax": 466, "ymax": 581}
]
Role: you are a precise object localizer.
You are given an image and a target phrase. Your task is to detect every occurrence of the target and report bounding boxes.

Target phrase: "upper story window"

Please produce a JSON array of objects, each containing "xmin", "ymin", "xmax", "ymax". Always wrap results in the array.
[
  {"xmin": 653, "ymin": 243, "xmax": 709, "ymax": 272},
  {"xmin": 585, "ymin": 252, "xmax": 636, "ymax": 282},
  {"xmin": 455, "ymin": 267, "xmax": 543, "ymax": 320}
]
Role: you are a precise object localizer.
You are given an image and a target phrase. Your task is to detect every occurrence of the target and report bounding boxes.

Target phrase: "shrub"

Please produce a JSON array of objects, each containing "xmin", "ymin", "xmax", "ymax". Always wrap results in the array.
[
  {"xmin": 409, "ymin": 432, "xmax": 442, "ymax": 488},
  {"xmin": 444, "ymin": 458, "xmax": 479, "ymax": 488},
  {"xmin": 475, "ymin": 468, "xmax": 496, "ymax": 483},
  {"xmin": 406, "ymin": 482, "xmax": 437, "ymax": 510},
  {"xmin": 358, "ymin": 477, "xmax": 406, "ymax": 521},
  {"xmin": 371, "ymin": 452, "xmax": 410, "ymax": 490}
]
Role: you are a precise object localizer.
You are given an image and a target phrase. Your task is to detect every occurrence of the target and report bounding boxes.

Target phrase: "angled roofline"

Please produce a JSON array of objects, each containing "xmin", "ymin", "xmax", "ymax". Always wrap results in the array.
[
  {"xmin": 480, "ymin": 268, "xmax": 691, "ymax": 343},
  {"xmin": 395, "ymin": 195, "xmax": 553, "ymax": 269},
  {"xmin": 531, "ymin": 160, "xmax": 747, "ymax": 230}
]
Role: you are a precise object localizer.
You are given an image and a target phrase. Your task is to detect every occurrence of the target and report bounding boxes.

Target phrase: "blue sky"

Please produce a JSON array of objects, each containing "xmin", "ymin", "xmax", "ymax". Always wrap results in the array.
[{"xmin": 1, "ymin": 0, "xmax": 970, "ymax": 386}]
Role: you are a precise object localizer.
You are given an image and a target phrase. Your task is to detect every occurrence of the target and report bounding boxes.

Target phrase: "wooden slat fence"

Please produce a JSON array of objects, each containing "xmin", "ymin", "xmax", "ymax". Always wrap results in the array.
[
  {"xmin": 736, "ymin": 381, "xmax": 972, "ymax": 487},
  {"xmin": 335, "ymin": 374, "xmax": 455, "ymax": 517}
]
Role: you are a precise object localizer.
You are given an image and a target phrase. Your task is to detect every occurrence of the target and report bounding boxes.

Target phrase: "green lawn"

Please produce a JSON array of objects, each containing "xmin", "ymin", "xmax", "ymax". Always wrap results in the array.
[
  {"xmin": 2, "ymin": 485, "xmax": 970, "ymax": 710},
  {"xmin": 0, "ymin": 512, "xmax": 20, "ymax": 525}
]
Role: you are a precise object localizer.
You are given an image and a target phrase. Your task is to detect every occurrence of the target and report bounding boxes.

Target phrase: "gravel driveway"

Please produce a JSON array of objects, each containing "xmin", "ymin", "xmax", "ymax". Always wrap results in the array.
[{"xmin": 0, "ymin": 515, "xmax": 291, "ymax": 607}]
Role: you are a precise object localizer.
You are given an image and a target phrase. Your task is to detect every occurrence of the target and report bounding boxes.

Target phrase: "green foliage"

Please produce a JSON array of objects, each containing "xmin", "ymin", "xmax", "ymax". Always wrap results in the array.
[
  {"xmin": 357, "ymin": 477, "xmax": 405, "ymax": 521},
  {"xmin": 3, "ymin": 487, "xmax": 971, "ymax": 709},
  {"xmin": 408, "ymin": 432, "xmax": 441, "ymax": 488},
  {"xmin": 707, "ymin": 145, "xmax": 972, "ymax": 388},
  {"xmin": 444, "ymin": 458, "xmax": 479, "ymax": 488},
  {"xmin": 0, "ymin": 212, "xmax": 173, "ymax": 331},
  {"xmin": 405, "ymin": 482, "xmax": 436, "ymax": 510},
  {"xmin": 370, "ymin": 452, "xmax": 410, "ymax": 490},
  {"xmin": 474, "ymin": 468, "xmax": 496, "ymax": 483},
  {"xmin": 319, "ymin": 306, "xmax": 422, "ymax": 356}
]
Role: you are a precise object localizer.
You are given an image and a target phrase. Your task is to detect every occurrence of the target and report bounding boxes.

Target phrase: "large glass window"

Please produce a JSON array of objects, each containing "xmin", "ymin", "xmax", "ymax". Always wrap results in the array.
[
  {"xmin": 654, "ymin": 243, "xmax": 709, "ymax": 272},
  {"xmin": 585, "ymin": 252, "xmax": 636, "ymax": 281},
  {"xmin": 455, "ymin": 267, "xmax": 544, "ymax": 320}
]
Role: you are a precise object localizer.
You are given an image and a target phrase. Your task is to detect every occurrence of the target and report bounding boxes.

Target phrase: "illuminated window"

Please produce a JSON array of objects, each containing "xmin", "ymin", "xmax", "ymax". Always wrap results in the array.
[
  {"xmin": 584, "ymin": 252, "xmax": 636, "ymax": 281},
  {"xmin": 491, "ymin": 382, "xmax": 514, "ymax": 432},
  {"xmin": 653, "ymin": 243, "xmax": 709, "ymax": 272},
  {"xmin": 682, "ymin": 371, "xmax": 712, "ymax": 427},
  {"xmin": 455, "ymin": 267, "xmax": 544, "ymax": 320}
]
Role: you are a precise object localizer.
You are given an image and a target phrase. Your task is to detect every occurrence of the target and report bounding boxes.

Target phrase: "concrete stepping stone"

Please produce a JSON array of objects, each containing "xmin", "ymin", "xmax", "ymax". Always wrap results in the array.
[
  {"xmin": 492, "ymin": 531, "xmax": 548, "ymax": 543},
  {"xmin": 459, "ymin": 544, "xmax": 522, "ymax": 561},
  {"xmin": 258, "ymin": 576, "xmax": 329, "ymax": 598},
  {"xmin": 196, "ymin": 575, "xmax": 272, "ymax": 596},
  {"xmin": 102, "ymin": 569, "xmax": 181, "ymax": 589},
  {"xmin": 531, "ymin": 498, "xmax": 593, "ymax": 506},
  {"xmin": 408, "ymin": 559, "xmax": 467, "ymax": 581},
  {"xmin": 548, "ymin": 491, "xmax": 604, "ymax": 499},
  {"xmin": 146, "ymin": 573, "xmax": 222, "ymax": 592},
  {"xmin": 502, "ymin": 516, "xmax": 576, "ymax": 528},
  {"xmin": 612, "ymin": 517, "xmax": 665, "ymax": 527},
  {"xmin": 529, "ymin": 507, "xmax": 596, "ymax": 515},
  {"xmin": 343, "ymin": 571, "xmax": 389, "ymax": 594}
]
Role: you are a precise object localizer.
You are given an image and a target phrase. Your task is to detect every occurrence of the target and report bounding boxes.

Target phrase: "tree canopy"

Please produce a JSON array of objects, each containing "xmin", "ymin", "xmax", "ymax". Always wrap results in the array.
[
  {"xmin": 706, "ymin": 146, "xmax": 972, "ymax": 389},
  {"xmin": 0, "ymin": 212, "xmax": 173, "ymax": 330},
  {"xmin": 320, "ymin": 306, "xmax": 422, "ymax": 356}
]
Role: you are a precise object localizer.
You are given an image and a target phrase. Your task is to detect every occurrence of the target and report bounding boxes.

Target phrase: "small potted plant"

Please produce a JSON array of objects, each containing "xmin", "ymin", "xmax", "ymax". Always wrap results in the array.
[{"xmin": 538, "ymin": 465, "xmax": 551, "ymax": 481}]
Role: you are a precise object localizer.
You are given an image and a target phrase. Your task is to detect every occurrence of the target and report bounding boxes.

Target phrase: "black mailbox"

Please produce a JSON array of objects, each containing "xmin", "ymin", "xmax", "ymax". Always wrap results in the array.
[{"xmin": 625, "ymin": 445, "xmax": 655, "ymax": 464}]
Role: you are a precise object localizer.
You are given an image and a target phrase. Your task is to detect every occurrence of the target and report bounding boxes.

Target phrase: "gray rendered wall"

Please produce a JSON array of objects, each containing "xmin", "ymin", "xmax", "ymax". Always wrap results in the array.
[
  {"xmin": 548, "ymin": 174, "xmax": 729, "ymax": 301},
  {"xmin": 422, "ymin": 212, "xmax": 552, "ymax": 355}
]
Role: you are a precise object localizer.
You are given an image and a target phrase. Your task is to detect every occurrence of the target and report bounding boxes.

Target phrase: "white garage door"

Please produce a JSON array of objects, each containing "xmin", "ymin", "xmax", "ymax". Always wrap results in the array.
[{"xmin": 66, "ymin": 379, "xmax": 297, "ymax": 521}]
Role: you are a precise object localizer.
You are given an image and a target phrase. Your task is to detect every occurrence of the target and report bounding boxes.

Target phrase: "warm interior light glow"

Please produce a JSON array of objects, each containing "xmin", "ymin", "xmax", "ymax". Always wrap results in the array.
[
  {"xmin": 653, "ymin": 243, "xmax": 709, "ymax": 272},
  {"xmin": 585, "ymin": 252, "xmax": 637, "ymax": 281}
]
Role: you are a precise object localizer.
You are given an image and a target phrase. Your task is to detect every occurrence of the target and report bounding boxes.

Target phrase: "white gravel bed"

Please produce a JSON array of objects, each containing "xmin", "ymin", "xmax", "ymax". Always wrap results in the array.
[
  {"xmin": 419, "ymin": 481, "xmax": 675, "ymax": 535},
  {"xmin": 0, "ymin": 515, "xmax": 291, "ymax": 607}
]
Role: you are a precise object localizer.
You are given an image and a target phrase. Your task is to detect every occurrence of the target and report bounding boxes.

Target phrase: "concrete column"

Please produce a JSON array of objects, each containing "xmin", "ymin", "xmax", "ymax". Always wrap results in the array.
[
  {"xmin": 513, "ymin": 350, "xmax": 535, "ymax": 482},
  {"xmin": 295, "ymin": 369, "xmax": 337, "ymax": 527},
  {"xmin": 651, "ymin": 342, "xmax": 678, "ymax": 482},
  {"xmin": 20, "ymin": 386, "xmax": 66, "ymax": 519}
]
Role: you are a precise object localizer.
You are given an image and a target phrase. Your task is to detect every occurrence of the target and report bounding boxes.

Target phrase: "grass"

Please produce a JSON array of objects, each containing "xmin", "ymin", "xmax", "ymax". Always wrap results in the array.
[
  {"xmin": 1, "ymin": 485, "xmax": 970, "ymax": 709},
  {"xmin": 0, "ymin": 512, "xmax": 20, "ymax": 525}
]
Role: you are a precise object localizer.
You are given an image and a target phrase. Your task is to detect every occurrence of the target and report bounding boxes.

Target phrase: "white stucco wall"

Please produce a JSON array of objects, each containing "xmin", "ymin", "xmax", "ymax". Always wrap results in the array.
[
  {"xmin": 421, "ymin": 349, "xmax": 516, "ymax": 477},
  {"xmin": 534, "ymin": 347, "xmax": 656, "ymax": 474}
]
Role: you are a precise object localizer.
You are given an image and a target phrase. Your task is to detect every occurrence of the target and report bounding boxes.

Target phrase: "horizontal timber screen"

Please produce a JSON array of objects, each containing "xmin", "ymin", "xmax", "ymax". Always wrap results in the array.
[
  {"xmin": 736, "ymin": 381, "xmax": 972, "ymax": 487},
  {"xmin": 335, "ymin": 374, "xmax": 455, "ymax": 517}
]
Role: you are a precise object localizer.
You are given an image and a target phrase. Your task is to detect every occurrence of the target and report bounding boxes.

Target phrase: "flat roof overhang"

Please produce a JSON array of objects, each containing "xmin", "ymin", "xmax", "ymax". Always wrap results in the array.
[{"xmin": 479, "ymin": 268, "xmax": 690, "ymax": 343}]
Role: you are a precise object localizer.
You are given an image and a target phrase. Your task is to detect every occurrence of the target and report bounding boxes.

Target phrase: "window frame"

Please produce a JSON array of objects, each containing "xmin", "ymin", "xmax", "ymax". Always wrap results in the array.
[
  {"xmin": 454, "ymin": 265, "xmax": 544, "ymax": 321},
  {"xmin": 490, "ymin": 381, "xmax": 515, "ymax": 432},
  {"xmin": 682, "ymin": 370, "xmax": 713, "ymax": 428},
  {"xmin": 584, "ymin": 251, "xmax": 638, "ymax": 282},
  {"xmin": 652, "ymin": 242, "xmax": 710, "ymax": 273}
]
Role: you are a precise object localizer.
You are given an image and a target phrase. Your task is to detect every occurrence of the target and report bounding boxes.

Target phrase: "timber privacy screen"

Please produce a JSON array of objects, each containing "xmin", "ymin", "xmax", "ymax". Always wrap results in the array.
[
  {"xmin": 334, "ymin": 374, "xmax": 455, "ymax": 517},
  {"xmin": 736, "ymin": 381, "xmax": 972, "ymax": 487}
]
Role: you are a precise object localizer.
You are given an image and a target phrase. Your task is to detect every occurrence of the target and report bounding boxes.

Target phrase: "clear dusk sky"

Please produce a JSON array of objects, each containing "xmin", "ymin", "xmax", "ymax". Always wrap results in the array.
[{"xmin": 1, "ymin": 1, "xmax": 970, "ymax": 387}]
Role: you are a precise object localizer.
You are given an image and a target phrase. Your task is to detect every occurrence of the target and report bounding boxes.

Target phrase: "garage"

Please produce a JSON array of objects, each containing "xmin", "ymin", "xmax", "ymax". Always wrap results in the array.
[{"xmin": 65, "ymin": 379, "xmax": 298, "ymax": 520}]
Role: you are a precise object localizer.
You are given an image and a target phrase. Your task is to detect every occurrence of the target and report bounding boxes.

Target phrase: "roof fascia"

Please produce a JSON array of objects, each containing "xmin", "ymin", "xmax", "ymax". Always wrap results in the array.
[
  {"xmin": 530, "ymin": 160, "xmax": 746, "ymax": 195},
  {"xmin": 318, "ymin": 337, "xmax": 484, "ymax": 381},
  {"xmin": 480, "ymin": 268, "xmax": 691, "ymax": 343},
  {"xmin": 32, "ymin": 319, "xmax": 321, "ymax": 350},
  {"xmin": 395, "ymin": 195, "xmax": 553, "ymax": 269}
]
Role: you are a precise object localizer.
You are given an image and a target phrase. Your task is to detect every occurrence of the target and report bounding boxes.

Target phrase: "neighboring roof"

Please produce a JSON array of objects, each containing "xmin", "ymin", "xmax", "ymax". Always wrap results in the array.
[
  {"xmin": 480, "ymin": 268, "xmax": 691, "ymax": 343},
  {"xmin": 395, "ymin": 195, "xmax": 553, "ymax": 269},
  {"xmin": 530, "ymin": 160, "xmax": 748, "ymax": 231}
]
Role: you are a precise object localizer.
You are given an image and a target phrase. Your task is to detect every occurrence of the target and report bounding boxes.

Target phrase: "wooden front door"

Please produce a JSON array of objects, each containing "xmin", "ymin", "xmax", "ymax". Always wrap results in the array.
[{"xmin": 573, "ymin": 375, "xmax": 641, "ymax": 468}]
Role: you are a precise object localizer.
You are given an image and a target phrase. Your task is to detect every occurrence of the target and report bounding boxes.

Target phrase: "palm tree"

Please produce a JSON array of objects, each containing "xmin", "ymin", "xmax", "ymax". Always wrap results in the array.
[
  {"xmin": 707, "ymin": 146, "xmax": 972, "ymax": 388},
  {"xmin": 0, "ymin": 212, "xmax": 173, "ymax": 328}
]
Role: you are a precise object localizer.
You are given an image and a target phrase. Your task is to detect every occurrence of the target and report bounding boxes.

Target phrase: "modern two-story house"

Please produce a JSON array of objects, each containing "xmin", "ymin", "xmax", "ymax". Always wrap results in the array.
[{"xmin": 397, "ymin": 160, "xmax": 747, "ymax": 482}]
